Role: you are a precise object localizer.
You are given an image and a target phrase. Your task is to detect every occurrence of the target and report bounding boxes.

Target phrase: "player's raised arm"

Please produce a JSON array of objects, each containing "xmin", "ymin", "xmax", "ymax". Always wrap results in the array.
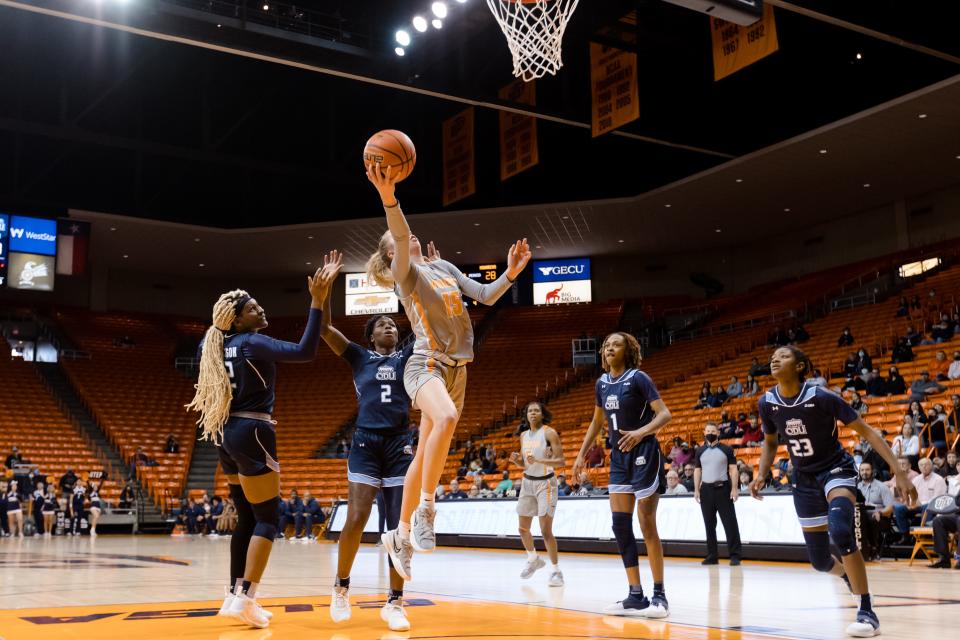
[
  {"xmin": 451, "ymin": 239, "xmax": 532, "ymax": 306},
  {"xmin": 318, "ymin": 250, "xmax": 349, "ymax": 356},
  {"xmin": 366, "ymin": 162, "xmax": 414, "ymax": 290}
]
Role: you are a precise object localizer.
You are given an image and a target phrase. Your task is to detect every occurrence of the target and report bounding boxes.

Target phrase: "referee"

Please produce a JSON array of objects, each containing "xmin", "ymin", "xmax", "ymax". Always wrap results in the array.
[{"xmin": 693, "ymin": 422, "xmax": 742, "ymax": 565}]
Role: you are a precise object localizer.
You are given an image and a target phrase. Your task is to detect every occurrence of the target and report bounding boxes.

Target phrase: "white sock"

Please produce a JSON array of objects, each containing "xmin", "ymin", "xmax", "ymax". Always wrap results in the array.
[
  {"xmin": 398, "ymin": 521, "xmax": 411, "ymax": 541},
  {"xmin": 552, "ymin": 563, "xmax": 560, "ymax": 571},
  {"xmin": 419, "ymin": 491, "xmax": 435, "ymax": 509},
  {"xmin": 233, "ymin": 578, "xmax": 243, "ymax": 594},
  {"xmin": 527, "ymin": 550, "xmax": 538, "ymax": 562}
]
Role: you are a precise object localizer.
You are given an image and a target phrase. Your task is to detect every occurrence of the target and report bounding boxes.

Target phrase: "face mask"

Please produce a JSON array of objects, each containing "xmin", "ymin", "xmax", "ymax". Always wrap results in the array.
[
  {"xmin": 854, "ymin": 454, "xmax": 863, "ymax": 466},
  {"xmin": 705, "ymin": 433, "xmax": 719, "ymax": 443},
  {"xmin": 954, "ymin": 355, "xmax": 960, "ymax": 361},
  {"xmin": 859, "ymin": 351, "xmax": 865, "ymax": 356}
]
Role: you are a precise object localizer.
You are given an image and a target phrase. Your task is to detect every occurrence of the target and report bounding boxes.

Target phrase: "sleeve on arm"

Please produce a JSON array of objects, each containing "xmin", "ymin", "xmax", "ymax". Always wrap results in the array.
[
  {"xmin": 724, "ymin": 445, "xmax": 737, "ymax": 465},
  {"xmin": 820, "ymin": 388, "xmax": 859, "ymax": 424},
  {"xmin": 693, "ymin": 447, "xmax": 703, "ymax": 469},
  {"xmin": 448, "ymin": 261, "xmax": 513, "ymax": 306},
  {"xmin": 636, "ymin": 371, "xmax": 661, "ymax": 402},
  {"xmin": 341, "ymin": 342, "xmax": 366, "ymax": 370},
  {"xmin": 244, "ymin": 308, "xmax": 322, "ymax": 363},
  {"xmin": 595, "ymin": 379, "xmax": 603, "ymax": 408},
  {"xmin": 758, "ymin": 397, "xmax": 778, "ymax": 435}
]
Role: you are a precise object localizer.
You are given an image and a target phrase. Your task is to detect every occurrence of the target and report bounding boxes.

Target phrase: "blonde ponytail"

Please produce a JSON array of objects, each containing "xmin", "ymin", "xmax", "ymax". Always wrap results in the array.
[
  {"xmin": 366, "ymin": 230, "xmax": 395, "ymax": 289},
  {"xmin": 185, "ymin": 289, "xmax": 249, "ymax": 444}
]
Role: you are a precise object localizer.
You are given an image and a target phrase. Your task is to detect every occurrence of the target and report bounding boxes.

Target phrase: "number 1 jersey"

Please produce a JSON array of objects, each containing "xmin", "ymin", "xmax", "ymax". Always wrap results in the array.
[{"xmin": 757, "ymin": 382, "xmax": 858, "ymax": 473}]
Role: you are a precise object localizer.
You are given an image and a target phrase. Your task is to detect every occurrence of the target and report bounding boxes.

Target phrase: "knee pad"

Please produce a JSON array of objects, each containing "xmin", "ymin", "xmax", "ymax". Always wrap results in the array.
[
  {"xmin": 251, "ymin": 496, "xmax": 281, "ymax": 540},
  {"xmin": 802, "ymin": 529, "xmax": 835, "ymax": 572},
  {"xmin": 828, "ymin": 497, "xmax": 857, "ymax": 556},
  {"xmin": 230, "ymin": 484, "xmax": 255, "ymax": 535},
  {"xmin": 611, "ymin": 511, "xmax": 639, "ymax": 569}
]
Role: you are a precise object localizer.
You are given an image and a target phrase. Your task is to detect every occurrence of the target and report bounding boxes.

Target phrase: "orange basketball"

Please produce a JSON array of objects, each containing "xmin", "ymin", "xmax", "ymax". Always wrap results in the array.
[{"xmin": 363, "ymin": 129, "xmax": 416, "ymax": 182}]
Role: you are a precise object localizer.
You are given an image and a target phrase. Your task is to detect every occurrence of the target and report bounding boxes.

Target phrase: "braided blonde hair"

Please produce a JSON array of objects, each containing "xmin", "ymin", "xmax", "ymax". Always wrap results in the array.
[
  {"xmin": 185, "ymin": 289, "xmax": 249, "ymax": 444},
  {"xmin": 366, "ymin": 230, "xmax": 395, "ymax": 289}
]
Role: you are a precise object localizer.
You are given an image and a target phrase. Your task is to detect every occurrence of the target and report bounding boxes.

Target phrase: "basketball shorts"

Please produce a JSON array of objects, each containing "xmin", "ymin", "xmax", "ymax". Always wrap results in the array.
[
  {"xmin": 347, "ymin": 427, "xmax": 414, "ymax": 489},
  {"xmin": 403, "ymin": 353, "xmax": 467, "ymax": 416},
  {"xmin": 608, "ymin": 437, "xmax": 664, "ymax": 499},
  {"xmin": 218, "ymin": 416, "xmax": 280, "ymax": 477},
  {"xmin": 792, "ymin": 454, "xmax": 859, "ymax": 529},
  {"xmin": 517, "ymin": 476, "xmax": 559, "ymax": 518}
]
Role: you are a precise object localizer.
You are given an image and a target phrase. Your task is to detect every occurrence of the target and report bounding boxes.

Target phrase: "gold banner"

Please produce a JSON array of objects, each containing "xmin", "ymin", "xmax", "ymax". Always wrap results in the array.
[
  {"xmin": 442, "ymin": 107, "xmax": 476, "ymax": 206},
  {"xmin": 590, "ymin": 43, "xmax": 639, "ymax": 137},
  {"xmin": 498, "ymin": 79, "xmax": 539, "ymax": 181},
  {"xmin": 711, "ymin": 4, "xmax": 779, "ymax": 81}
]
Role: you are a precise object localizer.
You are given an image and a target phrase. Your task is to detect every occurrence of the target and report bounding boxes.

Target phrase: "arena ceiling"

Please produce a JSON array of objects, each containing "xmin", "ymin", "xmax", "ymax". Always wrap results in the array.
[{"xmin": 0, "ymin": 0, "xmax": 958, "ymax": 246}]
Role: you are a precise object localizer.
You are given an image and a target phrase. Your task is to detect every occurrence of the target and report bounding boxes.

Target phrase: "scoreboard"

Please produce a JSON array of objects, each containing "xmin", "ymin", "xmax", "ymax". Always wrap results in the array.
[{"xmin": 462, "ymin": 263, "xmax": 503, "ymax": 284}]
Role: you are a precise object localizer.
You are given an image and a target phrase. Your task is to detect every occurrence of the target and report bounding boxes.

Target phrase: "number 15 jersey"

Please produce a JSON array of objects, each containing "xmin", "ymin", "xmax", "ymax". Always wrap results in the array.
[{"xmin": 757, "ymin": 382, "xmax": 858, "ymax": 473}]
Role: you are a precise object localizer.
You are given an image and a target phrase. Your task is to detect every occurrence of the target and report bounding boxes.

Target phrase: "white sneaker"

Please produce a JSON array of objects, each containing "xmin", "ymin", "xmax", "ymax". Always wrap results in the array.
[
  {"xmin": 225, "ymin": 593, "xmax": 269, "ymax": 628},
  {"xmin": 330, "ymin": 586, "xmax": 351, "ymax": 623},
  {"xmin": 410, "ymin": 505, "xmax": 436, "ymax": 552},
  {"xmin": 217, "ymin": 587, "xmax": 236, "ymax": 617},
  {"xmin": 548, "ymin": 569, "xmax": 564, "ymax": 587},
  {"xmin": 520, "ymin": 556, "xmax": 546, "ymax": 579},
  {"xmin": 381, "ymin": 600, "xmax": 411, "ymax": 631},
  {"xmin": 382, "ymin": 530, "xmax": 414, "ymax": 581}
]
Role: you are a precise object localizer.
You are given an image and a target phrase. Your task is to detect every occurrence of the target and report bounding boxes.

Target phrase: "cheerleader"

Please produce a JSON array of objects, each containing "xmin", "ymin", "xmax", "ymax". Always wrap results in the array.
[
  {"xmin": 70, "ymin": 481, "xmax": 86, "ymax": 536},
  {"xmin": 6, "ymin": 480, "xmax": 24, "ymax": 538},
  {"xmin": 42, "ymin": 485, "xmax": 58, "ymax": 536},
  {"xmin": 88, "ymin": 482, "xmax": 102, "ymax": 537}
]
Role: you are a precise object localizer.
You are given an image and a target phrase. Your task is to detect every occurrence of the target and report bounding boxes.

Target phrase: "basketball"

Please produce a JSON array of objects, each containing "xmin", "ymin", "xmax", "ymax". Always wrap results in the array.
[{"xmin": 363, "ymin": 129, "xmax": 416, "ymax": 182}]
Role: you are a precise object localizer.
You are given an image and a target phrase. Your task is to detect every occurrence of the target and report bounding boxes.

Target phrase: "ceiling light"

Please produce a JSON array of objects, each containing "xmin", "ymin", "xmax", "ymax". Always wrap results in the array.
[
  {"xmin": 395, "ymin": 30, "xmax": 411, "ymax": 46},
  {"xmin": 819, "ymin": 149, "xmax": 828, "ymax": 154},
  {"xmin": 306, "ymin": 262, "xmax": 312, "ymax": 265},
  {"xmin": 395, "ymin": 47, "xmax": 406, "ymax": 56},
  {"xmin": 456, "ymin": 251, "xmax": 462, "ymax": 254},
  {"xmin": 473, "ymin": 222, "xmax": 480, "ymax": 226},
  {"xmin": 784, "ymin": 208, "xmax": 791, "ymax": 212},
  {"xmin": 664, "ymin": 204, "xmax": 671, "ymax": 208},
  {"xmin": 432, "ymin": 18, "xmax": 443, "ymax": 29},
  {"xmin": 863, "ymin": 183, "xmax": 871, "ymax": 188},
  {"xmin": 562, "ymin": 215, "xmax": 569, "ymax": 219},
  {"xmin": 216, "ymin": 24, "xmax": 222, "ymax": 28},
  {"xmin": 918, "ymin": 113, "xmax": 927, "ymax": 119},
  {"xmin": 431, "ymin": 2, "xmax": 448, "ymax": 18},
  {"xmin": 735, "ymin": 178, "xmax": 743, "ymax": 183},
  {"xmin": 456, "ymin": 0, "xmax": 468, "ymax": 3},
  {"xmin": 617, "ymin": 239, "xmax": 625, "ymax": 243},
  {"xmin": 855, "ymin": 52, "xmax": 862, "ymax": 60},
  {"xmin": 412, "ymin": 15, "xmax": 428, "ymax": 32},
  {"xmin": 262, "ymin": 3, "xmax": 269, "ymax": 10},
  {"xmin": 194, "ymin": 237, "xmax": 200, "ymax": 242},
  {"xmin": 535, "ymin": 245, "xmax": 541, "ymax": 249},
  {"xmin": 198, "ymin": 263, "xmax": 205, "ymax": 267},
  {"xmin": 110, "ymin": 226, "xmax": 117, "ymax": 231},
  {"xmin": 307, "ymin": 235, "xmax": 314, "ymax": 239},
  {"xmin": 715, "ymin": 228, "xmax": 722, "ymax": 233},
  {"xmin": 122, "ymin": 254, "xmax": 128, "ymax": 259}
]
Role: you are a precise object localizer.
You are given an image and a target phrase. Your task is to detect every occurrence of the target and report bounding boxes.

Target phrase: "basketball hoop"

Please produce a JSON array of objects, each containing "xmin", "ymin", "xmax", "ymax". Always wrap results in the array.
[{"xmin": 486, "ymin": 0, "xmax": 580, "ymax": 82}]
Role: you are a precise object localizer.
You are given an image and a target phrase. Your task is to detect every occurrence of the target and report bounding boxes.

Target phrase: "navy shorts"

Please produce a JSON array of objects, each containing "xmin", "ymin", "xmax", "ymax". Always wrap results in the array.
[
  {"xmin": 347, "ymin": 427, "xmax": 413, "ymax": 489},
  {"xmin": 792, "ymin": 454, "xmax": 858, "ymax": 529},
  {"xmin": 218, "ymin": 417, "xmax": 280, "ymax": 477},
  {"xmin": 608, "ymin": 437, "xmax": 664, "ymax": 499}
]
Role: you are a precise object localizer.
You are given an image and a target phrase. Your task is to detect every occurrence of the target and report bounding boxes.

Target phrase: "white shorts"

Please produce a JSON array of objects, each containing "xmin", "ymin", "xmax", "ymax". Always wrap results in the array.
[{"xmin": 517, "ymin": 476, "xmax": 559, "ymax": 518}]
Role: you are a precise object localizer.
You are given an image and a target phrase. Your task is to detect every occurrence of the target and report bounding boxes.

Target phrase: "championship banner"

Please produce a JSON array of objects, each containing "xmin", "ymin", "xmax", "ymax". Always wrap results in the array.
[
  {"xmin": 442, "ymin": 107, "xmax": 476, "ymax": 206},
  {"xmin": 498, "ymin": 79, "xmax": 538, "ymax": 180},
  {"xmin": 711, "ymin": 4, "xmax": 779, "ymax": 81},
  {"xmin": 590, "ymin": 43, "xmax": 639, "ymax": 137}
]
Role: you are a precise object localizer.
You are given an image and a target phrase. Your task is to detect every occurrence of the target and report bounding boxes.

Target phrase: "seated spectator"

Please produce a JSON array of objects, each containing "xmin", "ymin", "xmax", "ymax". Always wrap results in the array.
[
  {"xmin": 904, "ymin": 325, "xmax": 922, "ymax": 347},
  {"xmin": 742, "ymin": 374, "xmax": 760, "ymax": 397},
  {"xmin": 768, "ymin": 326, "xmax": 789, "ymax": 347},
  {"xmin": 924, "ymin": 407, "xmax": 948, "ymax": 452},
  {"xmin": 434, "ymin": 482, "xmax": 447, "ymax": 501},
  {"xmin": 842, "ymin": 373, "xmax": 866, "ymax": 393},
  {"xmin": 208, "ymin": 496, "xmax": 223, "ymax": 535},
  {"xmin": 860, "ymin": 430, "xmax": 891, "ymax": 480},
  {"xmin": 891, "ymin": 422, "xmax": 921, "ymax": 468},
  {"xmin": 556, "ymin": 474, "xmax": 572, "ymax": 496},
  {"xmin": 747, "ymin": 356, "xmax": 771, "ymax": 378},
  {"xmin": 663, "ymin": 470, "xmax": 687, "ymax": 495},
  {"xmin": 444, "ymin": 480, "xmax": 468, "ymax": 500},
  {"xmin": 461, "ymin": 441, "xmax": 477, "ymax": 467},
  {"xmin": 466, "ymin": 455, "xmax": 484, "ymax": 477},
  {"xmin": 494, "ymin": 470, "xmax": 513, "ymax": 496},
  {"xmin": 849, "ymin": 392, "xmax": 868, "ymax": 416},
  {"xmin": 680, "ymin": 464, "xmax": 696, "ymax": 492},
  {"xmin": 932, "ymin": 456, "xmax": 950, "ymax": 478},
  {"xmin": 891, "ymin": 338, "xmax": 914, "ymax": 364},
  {"xmin": 855, "ymin": 348, "xmax": 873, "ymax": 373},
  {"xmin": 335, "ymin": 438, "xmax": 350, "ymax": 459},
  {"xmin": 165, "ymin": 434, "xmax": 180, "ymax": 454},
  {"xmin": 791, "ymin": 323, "xmax": 809, "ymax": 343},
  {"xmin": 4, "ymin": 446, "xmax": 23, "ymax": 470},
  {"xmin": 892, "ymin": 458, "xmax": 947, "ymax": 543},
  {"xmin": 482, "ymin": 449, "xmax": 499, "ymax": 474},
  {"xmin": 722, "ymin": 414, "xmax": 746, "ymax": 440},
  {"xmin": 467, "ymin": 485, "xmax": 481, "ymax": 499},
  {"xmin": 944, "ymin": 451, "xmax": 958, "ymax": 477},
  {"xmin": 726, "ymin": 376, "xmax": 743, "ymax": 399},
  {"xmin": 907, "ymin": 371, "xmax": 946, "ymax": 404},
  {"xmin": 949, "ymin": 394, "xmax": 960, "ymax": 430},
  {"xmin": 928, "ymin": 350, "xmax": 951, "ymax": 381},
  {"xmin": 950, "ymin": 461, "xmax": 960, "ymax": 494},
  {"xmin": 864, "ymin": 368, "xmax": 886, "ymax": 397},
  {"xmin": 886, "ymin": 366, "xmax": 907, "ymax": 395},
  {"xmin": 119, "ymin": 479, "xmax": 135, "ymax": 509},
  {"xmin": 808, "ymin": 369, "xmax": 828, "ymax": 388},
  {"xmin": 711, "ymin": 384, "xmax": 728, "ymax": 407},
  {"xmin": 857, "ymin": 462, "xmax": 894, "ymax": 560},
  {"xmin": 584, "ymin": 440, "xmax": 605, "ymax": 468},
  {"xmin": 573, "ymin": 471, "xmax": 594, "ymax": 496},
  {"xmin": 909, "ymin": 294, "xmax": 922, "ymax": 311},
  {"xmin": 895, "ymin": 296, "xmax": 909, "ymax": 317},
  {"xmin": 133, "ymin": 447, "xmax": 152, "ymax": 466},
  {"xmin": 739, "ymin": 414, "xmax": 763, "ymax": 448},
  {"xmin": 277, "ymin": 489, "xmax": 304, "ymax": 539},
  {"xmin": 182, "ymin": 498, "xmax": 199, "ymax": 534},
  {"xmin": 842, "ymin": 352, "xmax": 859, "ymax": 378},
  {"xmin": 929, "ymin": 473, "xmax": 960, "ymax": 567},
  {"xmin": 668, "ymin": 436, "xmax": 693, "ymax": 469},
  {"xmin": 930, "ymin": 314, "xmax": 954, "ymax": 343},
  {"xmin": 949, "ymin": 351, "xmax": 960, "ymax": 380},
  {"xmin": 302, "ymin": 490, "xmax": 322, "ymax": 539},
  {"xmin": 838, "ymin": 327, "xmax": 855, "ymax": 347},
  {"xmin": 694, "ymin": 382, "xmax": 714, "ymax": 410}
]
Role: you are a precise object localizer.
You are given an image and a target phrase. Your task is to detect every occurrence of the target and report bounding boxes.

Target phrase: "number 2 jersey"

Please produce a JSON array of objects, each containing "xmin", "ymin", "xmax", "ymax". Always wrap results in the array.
[
  {"xmin": 757, "ymin": 382, "xmax": 859, "ymax": 473},
  {"xmin": 341, "ymin": 342, "xmax": 413, "ymax": 432},
  {"xmin": 595, "ymin": 368, "xmax": 661, "ymax": 446}
]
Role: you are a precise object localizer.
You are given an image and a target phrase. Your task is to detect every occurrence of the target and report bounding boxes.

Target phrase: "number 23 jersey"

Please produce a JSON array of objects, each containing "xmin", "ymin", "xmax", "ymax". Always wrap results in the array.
[{"xmin": 757, "ymin": 382, "xmax": 858, "ymax": 473}]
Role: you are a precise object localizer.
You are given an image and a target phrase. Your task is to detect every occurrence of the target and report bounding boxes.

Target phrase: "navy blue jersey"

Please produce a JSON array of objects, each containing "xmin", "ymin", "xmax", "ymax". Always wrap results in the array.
[
  {"xmin": 198, "ymin": 308, "xmax": 321, "ymax": 415},
  {"xmin": 758, "ymin": 382, "xmax": 859, "ymax": 473},
  {"xmin": 595, "ymin": 368, "xmax": 661, "ymax": 445},
  {"xmin": 342, "ymin": 342, "xmax": 412, "ymax": 431}
]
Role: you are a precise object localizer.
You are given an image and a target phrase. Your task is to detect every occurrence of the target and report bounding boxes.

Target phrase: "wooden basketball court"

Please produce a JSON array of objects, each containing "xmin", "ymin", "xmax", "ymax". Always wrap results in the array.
[{"xmin": 0, "ymin": 536, "xmax": 955, "ymax": 639}]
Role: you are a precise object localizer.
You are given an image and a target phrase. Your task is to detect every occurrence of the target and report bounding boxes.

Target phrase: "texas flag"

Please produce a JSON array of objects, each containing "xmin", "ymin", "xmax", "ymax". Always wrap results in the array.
[{"xmin": 56, "ymin": 219, "xmax": 90, "ymax": 276}]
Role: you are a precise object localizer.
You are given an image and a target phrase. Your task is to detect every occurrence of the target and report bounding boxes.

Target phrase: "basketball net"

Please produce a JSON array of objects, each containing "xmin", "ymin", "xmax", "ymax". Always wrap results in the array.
[{"xmin": 486, "ymin": 0, "xmax": 580, "ymax": 82}]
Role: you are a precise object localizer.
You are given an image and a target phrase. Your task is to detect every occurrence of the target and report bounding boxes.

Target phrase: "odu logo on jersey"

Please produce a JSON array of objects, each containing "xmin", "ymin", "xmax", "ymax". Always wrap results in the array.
[
  {"xmin": 605, "ymin": 394, "xmax": 620, "ymax": 411},
  {"xmin": 784, "ymin": 418, "xmax": 808, "ymax": 437},
  {"xmin": 635, "ymin": 456, "xmax": 646, "ymax": 466},
  {"xmin": 376, "ymin": 365, "xmax": 397, "ymax": 381}
]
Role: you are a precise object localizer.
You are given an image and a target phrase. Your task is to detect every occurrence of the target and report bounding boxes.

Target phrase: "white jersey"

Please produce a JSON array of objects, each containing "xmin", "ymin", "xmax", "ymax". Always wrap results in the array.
[{"xmin": 521, "ymin": 427, "xmax": 553, "ymax": 477}]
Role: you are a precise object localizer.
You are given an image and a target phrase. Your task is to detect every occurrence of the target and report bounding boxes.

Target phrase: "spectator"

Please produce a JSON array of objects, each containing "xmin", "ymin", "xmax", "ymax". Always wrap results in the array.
[
  {"xmin": 556, "ymin": 474, "xmax": 572, "ymax": 496},
  {"xmin": 864, "ymin": 368, "xmax": 886, "ymax": 397},
  {"xmin": 719, "ymin": 415, "xmax": 743, "ymax": 440},
  {"xmin": 4, "ymin": 446, "xmax": 23, "ymax": 469},
  {"xmin": 860, "ymin": 429, "xmax": 891, "ymax": 480},
  {"xmin": 928, "ymin": 350, "xmax": 951, "ymax": 381},
  {"xmin": 726, "ymin": 376, "xmax": 743, "ymax": 399},
  {"xmin": 886, "ymin": 366, "xmax": 906, "ymax": 396},
  {"xmin": 891, "ymin": 422, "xmax": 921, "ymax": 468},
  {"xmin": 924, "ymin": 407, "xmax": 948, "ymax": 452},
  {"xmin": 892, "ymin": 458, "xmax": 947, "ymax": 543},
  {"xmin": 284, "ymin": 489, "xmax": 306, "ymax": 539},
  {"xmin": 895, "ymin": 296, "xmax": 909, "ymax": 317},
  {"xmin": 768, "ymin": 326, "xmax": 789, "ymax": 347},
  {"xmin": 904, "ymin": 325, "xmax": 922, "ymax": 347},
  {"xmin": 434, "ymin": 482, "xmax": 447, "ymax": 501},
  {"xmin": 59, "ymin": 468, "xmax": 78, "ymax": 498},
  {"xmin": 467, "ymin": 454, "xmax": 484, "ymax": 477},
  {"xmin": 461, "ymin": 441, "xmax": 477, "ymax": 467},
  {"xmin": 930, "ymin": 314, "xmax": 953, "ymax": 343},
  {"xmin": 857, "ymin": 462, "xmax": 894, "ymax": 560},
  {"xmin": 849, "ymin": 392, "xmax": 868, "ymax": 416},
  {"xmin": 891, "ymin": 337, "xmax": 914, "ymax": 364},
  {"xmin": 694, "ymin": 382, "xmax": 714, "ymax": 410},
  {"xmin": 208, "ymin": 496, "xmax": 223, "ymax": 535},
  {"xmin": 932, "ymin": 456, "xmax": 950, "ymax": 478},
  {"xmin": 838, "ymin": 327, "xmax": 855, "ymax": 347},
  {"xmin": 119, "ymin": 478, "xmax": 135, "ymax": 509},
  {"xmin": 301, "ymin": 491, "xmax": 322, "ymax": 539},
  {"xmin": 747, "ymin": 356, "xmax": 771, "ymax": 378},
  {"xmin": 842, "ymin": 372, "xmax": 866, "ymax": 393},
  {"xmin": 711, "ymin": 384, "xmax": 728, "ymax": 407},
  {"xmin": 194, "ymin": 495, "xmax": 210, "ymax": 536},
  {"xmin": 944, "ymin": 451, "xmax": 958, "ymax": 477},
  {"xmin": 929, "ymin": 468, "xmax": 960, "ymax": 567},
  {"xmin": 950, "ymin": 460, "xmax": 960, "ymax": 494},
  {"xmin": 482, "ymin": 448, "xmax": 499, "ymax": 474},
  {"xmin": 855, "ymin": 349, "xmax": 873, "ymax": 373},
  {"xmin": 906, "ymin": 401, "xmax": 927, "ymax": 430},
  {"xmin": 467, "ymin": 485, "xmax": 480, "ymax": 499},
  {"xmin": 573, "ymin": 471, "xmax": 594, "ymax": 496},
  {"xmin": 907, "ymin": 371, "xmax": 946, "ymax": 404},
  {"xmin": 737, "ymin": 469, "xmax": 753, "ymax": 493},
  {"xmin": 680, "ymin": 464, "xmax": 696, "ymax": 492},
  {"xmin": 842, "ymin": 352, "xmax": 859, "ymax": 378},
  {"xmin": 69, "ymin": 482, "xmax": 85, "ymax": 536},
  {"xmin": 584, "ymin": 440, "xmax": 605, "ymax": 468},
  {"xmin": 668, "ymin": 436, "xmax": 693, "ymax": 469},
  {"xmin": 739, "ymin": 414, "xmax": 763, "ymax": 448},
  {"xmin": 950, "ymin": 394, "xmax": 960, "ymax": 431},
  {"xmin": 949, "ymin": 351, "xmax": 960, "ymax": 380},
  {"xmin": 165, "ymin": 434, "xmax": 180, "ymax": 454},
  {"xmin": 494, "ymin": 470, "xmax": 514, "ymax": 496},
  {"xmin": 742, "ymin": 374, "xmax": 760, "ymax": 397},
  {"xmin": 790, "ymin": 323, "xmax": 809, "ymax": 342},
  {"xmin": 444, "ymin": 480, "xmax": 468, "ymax": 500},
  {"xmin": 663, "ymin": 470, "xmax": 687, "ymax": 495},
  {"xmin": 909, "ymin": 295, "xmax": 922, "ymax": 311},
  {"xmin": 335, "ymin": 438, "xmax": 349, "ymax": 459},
  {"xmin": 133, "ymin": 447, "xmax": 152, "ymax": 466},
  {"xmin": 808, "ymin": 369, "xmax": 828, "ymax": 388}
]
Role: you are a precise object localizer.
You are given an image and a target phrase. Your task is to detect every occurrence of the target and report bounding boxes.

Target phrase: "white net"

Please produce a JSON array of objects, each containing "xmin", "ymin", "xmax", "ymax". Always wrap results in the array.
[{"xmin": 486, "ymin": 0, "xmax": 580, "ymax": 82}]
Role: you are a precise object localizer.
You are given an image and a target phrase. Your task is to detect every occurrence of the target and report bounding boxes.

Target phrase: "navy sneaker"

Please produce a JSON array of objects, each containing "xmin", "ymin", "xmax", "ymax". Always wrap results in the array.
[
  {"xmin": 602, "ymin": 593, "xmax": 650, "ymax": 617},
  {"xmin": 846, "ymin": 609, "xmax": 879, "ymax": 637}
]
